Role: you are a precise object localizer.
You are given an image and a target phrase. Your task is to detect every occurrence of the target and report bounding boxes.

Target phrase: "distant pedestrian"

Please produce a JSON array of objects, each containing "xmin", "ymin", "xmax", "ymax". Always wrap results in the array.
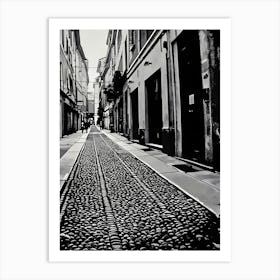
[
  {"xmin": 85, "ymin": 120, "xmax": 90, "ymax": 132},
  {"xmin": 81, "ymin": 121, "xmax": 85, "ymax": 133}
]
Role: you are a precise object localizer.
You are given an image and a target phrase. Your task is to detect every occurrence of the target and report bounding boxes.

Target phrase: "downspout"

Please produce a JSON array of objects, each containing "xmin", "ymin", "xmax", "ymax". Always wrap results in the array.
[{"xmin": 164, "ymin": 31, "xmax": 175, "ymax": 156}]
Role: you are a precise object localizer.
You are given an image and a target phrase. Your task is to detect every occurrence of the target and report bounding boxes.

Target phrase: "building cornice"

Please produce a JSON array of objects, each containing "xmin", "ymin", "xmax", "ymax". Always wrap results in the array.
[{"xmin": 126, "ymin": 30, "xmax": 165, "ymax": 79}]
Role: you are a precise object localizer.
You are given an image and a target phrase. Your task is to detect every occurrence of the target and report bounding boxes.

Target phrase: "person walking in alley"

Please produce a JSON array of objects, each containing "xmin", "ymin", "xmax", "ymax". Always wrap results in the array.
[
  {"xmin": 81, "ymin": 121, "xmax": 85, "ymax": 133},
  {"xmin": 85, "ymin": 120, "xmax": 90, "ymax": 132}
]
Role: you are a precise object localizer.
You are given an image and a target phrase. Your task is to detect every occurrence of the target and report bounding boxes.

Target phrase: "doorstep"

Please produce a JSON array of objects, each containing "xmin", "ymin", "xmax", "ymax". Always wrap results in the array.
[{"xmin": 145, "ymin": 142, "xmax": 163, "ymax": 150}]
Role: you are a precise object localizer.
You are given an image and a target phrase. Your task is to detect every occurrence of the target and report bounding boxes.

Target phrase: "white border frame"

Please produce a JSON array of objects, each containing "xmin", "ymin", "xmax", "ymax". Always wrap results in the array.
[{"xmin": 49, "ymin": 18, "xmax": 231, "ymax": 262}]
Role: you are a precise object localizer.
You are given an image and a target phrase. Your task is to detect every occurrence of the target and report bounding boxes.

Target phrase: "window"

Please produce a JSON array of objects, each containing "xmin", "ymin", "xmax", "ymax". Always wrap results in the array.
[
  {"xmin": 129, "ymin": 30, "xmax": 136, "ymax": 50},
  {"xmin": 61, "ymin": 30, "xmax": 64, "ymax": 47},
  {"xmin": 128, "ymin": 30, "xmax": 139, "ymax": 65}
]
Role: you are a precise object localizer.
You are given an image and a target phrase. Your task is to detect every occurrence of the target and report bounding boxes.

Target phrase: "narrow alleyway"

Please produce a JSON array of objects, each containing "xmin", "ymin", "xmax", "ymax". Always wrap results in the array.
[{"xmin": 60, "ymin": 126, "xmax": 220, "ymax": 251}]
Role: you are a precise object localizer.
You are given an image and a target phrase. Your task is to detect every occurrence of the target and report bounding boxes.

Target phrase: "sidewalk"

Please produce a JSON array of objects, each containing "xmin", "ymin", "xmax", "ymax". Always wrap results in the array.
[
  {"xmin": 102, "ymin": 129, "xmax": 220, "ymax": 217},
  {"xmin": 60, "ymin": 126, "xmax": 220, "ymax": 216},
  {"xmin": 60, "ymin": 129, "xmax": 90, "ymax": 189}
]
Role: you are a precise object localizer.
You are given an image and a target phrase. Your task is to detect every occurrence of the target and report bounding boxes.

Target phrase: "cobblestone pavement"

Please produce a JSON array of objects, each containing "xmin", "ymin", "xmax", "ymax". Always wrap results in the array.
[{"xmin": 60, "ymin": 126, "xmax": 220, "ymax": 250}]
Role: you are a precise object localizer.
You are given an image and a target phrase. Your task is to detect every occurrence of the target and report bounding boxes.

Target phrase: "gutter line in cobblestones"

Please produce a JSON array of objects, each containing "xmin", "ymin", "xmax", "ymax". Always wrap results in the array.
[
  {"xmin": 104, "ymin": 132, "xmax": 219, "ymax": 217},
  {"xmin": 99, "ymin": 135, "xmax": 175, "ymax": 218},
  {"xmin": 60, "ymin": 127, "xmax": 220, "ymax": 251},
  {"xmin": 92, "ymin": 137, "xmax": 122, "ymax": 250}
]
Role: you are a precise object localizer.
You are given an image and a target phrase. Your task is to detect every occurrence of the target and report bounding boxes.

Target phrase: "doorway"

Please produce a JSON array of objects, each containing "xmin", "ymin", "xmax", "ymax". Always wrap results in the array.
[
  {"xmin": 146, "ymin": 70, "xmax": 162, "ymax": 145},
  {"xmin": 130, "ymin": 89, "xmax": 139, "ymax": 140},
  {"xmin": 177, "ymin": 31, "xmax": 205, "ymax": 163},
  {"xmin": 118, "ymin": 96, "xmax": 123, "ymax": 133}
]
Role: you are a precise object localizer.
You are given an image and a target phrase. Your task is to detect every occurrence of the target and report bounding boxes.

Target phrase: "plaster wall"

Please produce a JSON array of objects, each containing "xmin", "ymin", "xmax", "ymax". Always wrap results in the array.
[{"xmin": 126, "ymin": 35, "xmax": 169, "ymax": 142}]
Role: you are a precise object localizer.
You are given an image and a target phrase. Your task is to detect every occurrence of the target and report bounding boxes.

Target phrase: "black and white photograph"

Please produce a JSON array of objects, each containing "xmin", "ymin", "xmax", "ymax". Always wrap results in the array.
[
  {"xmin": 49, "ymin": 17, "xmax": 231, "ymax": 263},
  {"xmin": 1, "ymin": 0, "xmax": 280, "ymax": 279},
  {"xmin": 56, "ymin": 23, "xmax": 227, "ymax": 258}
]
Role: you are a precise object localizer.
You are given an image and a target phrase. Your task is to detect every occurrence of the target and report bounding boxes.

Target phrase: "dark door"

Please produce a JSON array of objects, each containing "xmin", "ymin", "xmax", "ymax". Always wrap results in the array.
[
  {"xmin": 146, "ymin": 70, "xmax": 162, "ymax": 144},
  {"xmin": 178, "ymin": 31, "xmax": 205, "ymax": 162},
  {"xmin": 118, "ymin": 96, "xmax": 123, "ymax": 133},
  {"xmin": 131, "ymin": 89, "xmax": 139, "ymax": 140},
  {"xmin": 124, "ymin": 91, "xmax": 129, "ymax": 135}
]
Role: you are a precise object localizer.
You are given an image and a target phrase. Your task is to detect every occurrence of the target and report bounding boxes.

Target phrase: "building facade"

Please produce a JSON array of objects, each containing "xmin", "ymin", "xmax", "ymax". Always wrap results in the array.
[
  {"xmin": 60, "ymin": 30, "xmax": 89, "ymax": 137},
  {"xmin": 74, "ymin": 31, "xmax": 89, "ymax": 130},
  {"xmin": 169, "ymin": 30, "xmax": 220, "ymax": 170},
  {"xmin": 87, "ymin": 91, "xmax": 95, "ymax": 119},
  {"xmin": 97, "ymin": 29, "xmax": 220, "ymax": 170}
]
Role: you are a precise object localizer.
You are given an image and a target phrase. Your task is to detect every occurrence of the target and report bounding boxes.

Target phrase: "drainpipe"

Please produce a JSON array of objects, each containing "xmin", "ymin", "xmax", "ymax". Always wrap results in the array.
[{"xmin": 163, "ymin": 31, "xmax": 175, "ymax": 156}]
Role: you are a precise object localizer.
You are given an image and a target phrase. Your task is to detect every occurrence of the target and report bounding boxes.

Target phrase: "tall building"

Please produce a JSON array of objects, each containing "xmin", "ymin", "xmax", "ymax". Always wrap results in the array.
[
  {"xmin": 74, "ymin": 30, "xmax": 89, "ymax": 130},
  {"xmin": 97, "ymin": 29, "xmax": 220, "ymax": 170},
  {"xmin": 60, "ymin": 30, "xmax": 89, "ymax": 137}
]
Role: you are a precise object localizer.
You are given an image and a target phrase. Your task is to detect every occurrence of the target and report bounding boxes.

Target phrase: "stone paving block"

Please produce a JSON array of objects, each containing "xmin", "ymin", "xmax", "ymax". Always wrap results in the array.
[
  {"xmin": 187, "ymin": 171, "xmax": 220, "ymax": 189},
  {"xmin": 134, "ymin": 154, "xmax": 179, "ymax": 174},
  {"xmin": 188, "ymin": 171, "xmax": 213, "ymax": 177},
  {"xmin": 130, "ymin": 149, "xmax": 148, "ymax": 156},
  {"xmin": 120, "ymin": 144, "xmax": 138, "ymax": 151},
  {"xmin": 202, "ymin": 178, "xmax": 220, "ymax": 189},
  {"xmin": 130, "ymin": 143, "xmax": 146, "ymax": 149},
  {"xmin": 153, "ymin": 154, "xmax": 185, "ymax": 165},
  {"xmin": 163, "ymin": 172, "xmax": 220, "ymax": 216},
  {"xmin": 144, "ymin": 150, "xmax": 163, "ymax": 156},
  {"xmin": 67, "ymin": 143, "xmax": 84, "ymax": 152},
  {"xmin": 60, "ymin": 150, "xmax": 79, "ymax": 163}
]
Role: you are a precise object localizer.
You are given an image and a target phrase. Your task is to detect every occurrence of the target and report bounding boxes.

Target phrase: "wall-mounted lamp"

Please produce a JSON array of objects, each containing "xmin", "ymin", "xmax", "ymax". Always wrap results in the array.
[{"xmin": 144, "ymin": 61, "xmax": 152, "ymax": 66}]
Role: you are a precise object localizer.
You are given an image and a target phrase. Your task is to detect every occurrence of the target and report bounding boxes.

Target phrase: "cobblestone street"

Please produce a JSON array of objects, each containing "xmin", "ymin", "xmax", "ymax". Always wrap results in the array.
[{"xmin": 60, "ymin": 126, "xmax": 220, "ymax": 251}]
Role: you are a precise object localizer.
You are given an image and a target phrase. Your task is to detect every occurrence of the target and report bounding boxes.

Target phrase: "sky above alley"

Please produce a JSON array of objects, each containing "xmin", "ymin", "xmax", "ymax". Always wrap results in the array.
[{"xmin": 79, "ymin": 30, "xmax": 108, "ymax": 92}]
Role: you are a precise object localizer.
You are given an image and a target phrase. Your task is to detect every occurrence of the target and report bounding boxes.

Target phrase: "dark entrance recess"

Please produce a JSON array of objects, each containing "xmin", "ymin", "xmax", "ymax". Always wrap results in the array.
[
  {"xmin": 146, "ymin": 70, "xmax": 162, "ymax": 145},
  {"xmin": 64, "ymin": 104, "xmax": 74, "ymax": 135},
  {"xmin": 172, "ymin": 164, "xmax": 200, "ymax": 173},
  {"xmin": 124, "ymin": 90, "xmax": 129, "ymax": 136},
  {"xmin": 177, "ymin": 30, "xmax": 205, "ymax": 163},
  {"xmin": 131, "ymin": 89, "xmax": 139, "ymax": 140}
]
